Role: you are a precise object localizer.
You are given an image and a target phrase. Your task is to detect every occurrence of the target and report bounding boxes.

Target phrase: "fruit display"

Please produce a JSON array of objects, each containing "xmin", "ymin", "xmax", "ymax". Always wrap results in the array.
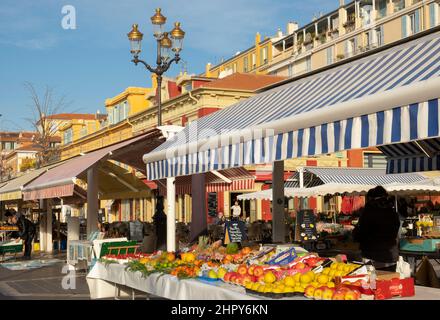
[{"xmin": 98, "ymin": 242, "xmax": 412, "ymax": 300}]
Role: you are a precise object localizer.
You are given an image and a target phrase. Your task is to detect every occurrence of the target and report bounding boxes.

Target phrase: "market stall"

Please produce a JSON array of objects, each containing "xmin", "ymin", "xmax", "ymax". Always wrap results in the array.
[{"xmin": 87, "ymin": 242, "xmax": 440, "ymax": 300}]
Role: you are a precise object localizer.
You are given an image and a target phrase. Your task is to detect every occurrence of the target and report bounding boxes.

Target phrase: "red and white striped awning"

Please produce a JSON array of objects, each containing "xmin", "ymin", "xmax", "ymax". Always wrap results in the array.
[{"xmin": 158, "ymin": 167, "xmax": 255, "ymax": 196}]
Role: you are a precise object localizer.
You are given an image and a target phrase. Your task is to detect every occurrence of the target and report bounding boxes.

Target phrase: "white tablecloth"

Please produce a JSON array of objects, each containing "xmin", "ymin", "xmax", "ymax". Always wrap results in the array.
[{"xmin": 87, "ymin": 262, "xmax": 440, "ymax": 300}]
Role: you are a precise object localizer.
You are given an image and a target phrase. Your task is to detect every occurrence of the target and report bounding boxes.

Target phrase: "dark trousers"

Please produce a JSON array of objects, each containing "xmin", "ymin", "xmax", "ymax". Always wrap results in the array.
[{"xmin": 23, "ymin": 232, "xmax": 35, "ymax": 258}]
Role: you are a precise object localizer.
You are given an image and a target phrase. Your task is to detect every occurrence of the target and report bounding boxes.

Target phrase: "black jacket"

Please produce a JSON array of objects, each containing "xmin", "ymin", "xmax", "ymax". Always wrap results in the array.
[
  {"xmin": 353, "ymin": 197, "xmax": 400, "ymax": 263},
  {"xmin": 17, "ymin": 215, "xmax": 36, "ymax": 240}
]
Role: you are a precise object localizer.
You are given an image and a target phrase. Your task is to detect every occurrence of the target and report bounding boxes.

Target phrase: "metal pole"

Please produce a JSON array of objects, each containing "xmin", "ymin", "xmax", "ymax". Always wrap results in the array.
[{"xmin": 157, "ymin": 75, "xmax": 162, "ymax": 127}]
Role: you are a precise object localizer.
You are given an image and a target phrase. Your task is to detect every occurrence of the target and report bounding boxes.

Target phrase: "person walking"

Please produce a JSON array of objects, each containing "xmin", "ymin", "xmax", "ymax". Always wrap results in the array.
[
  {"xmin": 353, "ymin": 186, "xmax": 400, "ymax": 271},
  {"xmin": 5, "ymin": 210, "xmax": 36, "ymax": 260},
  {"xmin": 231, "ymin": 201, "xmax": 242, "ymax": 221}
]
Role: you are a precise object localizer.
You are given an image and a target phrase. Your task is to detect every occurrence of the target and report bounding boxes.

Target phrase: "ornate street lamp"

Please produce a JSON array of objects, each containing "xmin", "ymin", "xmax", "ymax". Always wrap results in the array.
[{"xmin": 127, "ymin": 8, "xmax": 185, "ymax": 127}]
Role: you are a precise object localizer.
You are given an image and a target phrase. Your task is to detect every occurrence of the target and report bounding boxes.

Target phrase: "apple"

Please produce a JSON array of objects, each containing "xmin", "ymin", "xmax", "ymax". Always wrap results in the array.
[
  {"xmin": 313, "ymin": 287, "xmax": 324, "ymax": 300},
  {"xmin": 223, "ymin": 272, "xmax": 233, "ymax": 282},
  {"xmin": 230, "ymin": 274, "xmax": 238, "ymax": 283},
  {"xmin": 257, "ymin": 275, "xmax": 265, "ymax": 283},
  {"xmin": 237, "ymin": 264, "xmax": 248, "ymax": 276},
  {"xmin": 304, "ymin": 285, "xmax": 316, "ymax": 298},
  {"xmin": 344, "ymin": 290, "xmax": 360, "ymax": 300},
  {"xmin": 332, "ymin": 291, "xmax": 346, "ymax": 300},
  {"xmin": 242, "ymin": 275, "xmax": 253, "ymax": 286},
  {"xmin": 295, "ymin": 262, "xmax": 306, "ymax": 270},
  {"xmin": 236, "ymin": 275, "xmax": 245, "ymax": 286},
  {"xmin": 322, "ymin": 287, "xmax": 335, "ymax": 300},
  {"xmin": 253, "ymin": 266, "xmax": 264, "ymax": 277},
  {"xmin": 248, "ymin": 265, "xmax": 255, "ymax": 276}
]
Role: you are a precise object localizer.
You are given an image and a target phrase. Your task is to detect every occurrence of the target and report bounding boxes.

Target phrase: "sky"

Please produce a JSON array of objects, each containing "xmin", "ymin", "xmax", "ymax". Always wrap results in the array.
[{"xmin": 0, "ymin": 0, "xmax": 337, "ymax": 131}]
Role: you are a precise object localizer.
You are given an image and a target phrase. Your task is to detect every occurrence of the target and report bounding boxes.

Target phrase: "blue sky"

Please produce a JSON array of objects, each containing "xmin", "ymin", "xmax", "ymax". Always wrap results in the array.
[{"xmin": 0, "ymin": 0, "xmax": 336, "ymax": 131}]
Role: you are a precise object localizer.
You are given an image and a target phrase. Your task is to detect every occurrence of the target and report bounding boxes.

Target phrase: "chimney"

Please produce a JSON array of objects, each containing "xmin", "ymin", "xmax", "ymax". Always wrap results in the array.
[
  {"xmin": 339, "ymin": 0, "xmax": 345, "ymax": 7},
  {"xmin": 255, "ymin": 32, "xmax": 261, "ymax": 45},
  {"xmin": 276, "ymin": 28, "xmax": 283, "ymax": 38},
  {"xmin": 286, "ymin": 22, "xmax": 299, "ymax": 35}
]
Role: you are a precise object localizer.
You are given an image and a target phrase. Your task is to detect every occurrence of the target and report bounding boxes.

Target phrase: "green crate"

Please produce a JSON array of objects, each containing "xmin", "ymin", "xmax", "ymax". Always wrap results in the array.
[
  {"xmin": 0, "ymin": 244, "xmax": 23, "ymax": 255},
  {"xmin": 99, "ymin": 241, "xmax": 138, "ymax": 258}
]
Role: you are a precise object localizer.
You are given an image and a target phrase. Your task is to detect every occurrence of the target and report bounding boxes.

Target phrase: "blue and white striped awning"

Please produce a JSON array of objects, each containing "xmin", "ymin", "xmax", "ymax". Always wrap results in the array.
[
  {"xmin": 144, "ymin": 32, "xmax": 440, "ymax": 180},
  {"xmin": 379, "ymin": 137, "xmax": 440, "ymax": 173},
  {"xmin": 288, "ymin": 167, "xmax": 426, "ymax": 186}
]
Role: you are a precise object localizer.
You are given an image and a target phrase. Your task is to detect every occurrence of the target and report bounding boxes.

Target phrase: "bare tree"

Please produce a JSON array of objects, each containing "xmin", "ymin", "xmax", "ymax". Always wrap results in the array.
[{"xmin": 24, "ymin": 82, "xmax": 72, "ymax": 167}]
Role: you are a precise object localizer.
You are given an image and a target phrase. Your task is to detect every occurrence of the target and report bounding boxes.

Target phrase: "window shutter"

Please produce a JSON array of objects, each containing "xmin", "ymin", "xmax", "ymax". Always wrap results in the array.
[
  {"xmin": 401, "ymin": 16, "xmax": 407, "ymax": 38},
  {"xmin": 414, "ymin": 10, "xmax": 420, "ymax": 33},
  {"xmin": 344, "ymin": 40, "xmax": 348, "ymax": 57},
  {"xmin": 430, "ymin": 3, "xmax": 436, "ymax": 28},
  {"xmin": 380, "ymin": 25, "xmax": 384, "ymax": 45}
]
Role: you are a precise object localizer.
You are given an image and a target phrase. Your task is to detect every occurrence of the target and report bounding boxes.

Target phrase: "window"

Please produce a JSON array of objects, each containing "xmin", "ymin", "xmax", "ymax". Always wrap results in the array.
[
  {"xmin": 363, "ymin": 152, "xmax": 387, "ymax": 168},
  {"xmin": 429, "ymin": 2, "xmax": 439, "ymax": 28},
  {"xmin": 80, "ymin": 126, "xmax": 87, "ymax": 138},
  {"xmin": 403, "ymin": 10, "xmax": 420, "ymax": 37},
  {"xmin": 108, "ymin": 110, "xmax": 113, "ymax": 125},
  {"xmin": 260, "ymin": 47, "xmax": 268, "ymax": 65},
  {"xmin": 2, "ymin": 142, "xmax": 15, "ymax": 150},
  {"xmin": 232, "ymin": 63, "xmax": 237, "ymax": 73},
  {"xmin": 326, "ymin": 46, "xmax": 334, "ymax": 65},
  {"xmin": 251, "ymin": 53, "xmax": 256, "ymax": 68},
  {"xmin": 375, "ymin": 26, "xmax": 384, "ymax": 46},
  {"xmin": 243, "ymin": 56, "xmax": 249, "ymax": 72},
  {"xmin": 393, "ymin": 0, "xmax": 405, "ymax": 12},
  {"xmin": 63, "ymin": 128, "xmax": 73, "ymax": 145},
  {"xmin": 377, "ymin": 0, "xmax": 387, "ymax": 19},
  {"xmin": 345, "ymin": 37, "xmax": 357, "ymax": 57},
  {"xmin": 306, "ymin": 56, "xmax": 311, "ymax": 72},
  {"xmin": 288, "ymin": 63, "xmax": 294, "ymax": 77}
]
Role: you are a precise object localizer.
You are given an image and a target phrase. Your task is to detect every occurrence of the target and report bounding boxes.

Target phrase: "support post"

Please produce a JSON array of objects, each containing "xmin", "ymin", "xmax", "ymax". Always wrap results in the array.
[
  {"xmin": 39, "ymin": 199, "xmax": 46, "ymax": 252},
  {"xmin": 190, "ymin": 173, "xmax": 207, "ymax": 242},
  {"xmin": 166, "ymin": 177, "xmax": 176, "ymax": 252},
  {"xmin": 87, "ymin": 165, "xmax": 99, "ymax": 236},
  {"xmin": 46, "ymin": 199, "xmax": 53, "ymax": 253},
  {"xmin": 272, "ymin": 160, "xmax": 285, "ymax": 243}
]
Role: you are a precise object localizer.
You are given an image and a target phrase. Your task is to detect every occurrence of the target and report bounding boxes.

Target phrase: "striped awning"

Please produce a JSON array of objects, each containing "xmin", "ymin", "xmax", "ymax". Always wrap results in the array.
[
  {"xmin": 158, "ymin": 167, "xmax": 255, "ymax": 195},
  {"xmin": 0, "ymin": 162, "xmax": 65, "ymax": 201},
  {"xmin": 379, "ymin": 137, "xmax": 440, "ymax": 173},
  {"xmin": 144, "ymin": 31, "xmax": 440, "ymax": 180},
  {"xmin": 288, "ymin": 167, "xmax": 426, "ymax": 186}
]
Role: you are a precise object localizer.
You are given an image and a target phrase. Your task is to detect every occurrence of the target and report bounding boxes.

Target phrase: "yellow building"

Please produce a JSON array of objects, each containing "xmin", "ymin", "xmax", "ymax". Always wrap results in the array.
[
  {"xmin": 59, "ymin": 87, "xmax": 153, "ymax": 160},
  {"xmin": 202, "ymin": 0, "xmax": 440, "ymax": 78}
]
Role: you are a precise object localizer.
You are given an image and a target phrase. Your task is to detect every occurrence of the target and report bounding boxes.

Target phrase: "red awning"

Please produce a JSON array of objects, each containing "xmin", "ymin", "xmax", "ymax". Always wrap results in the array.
[
  {"xmin": 23, "ymin": 131, "xmax": 162, "ymax": 201},
  {"xmin": 158, "ymin": 167, "xmax": 255, "ymax": 195}
]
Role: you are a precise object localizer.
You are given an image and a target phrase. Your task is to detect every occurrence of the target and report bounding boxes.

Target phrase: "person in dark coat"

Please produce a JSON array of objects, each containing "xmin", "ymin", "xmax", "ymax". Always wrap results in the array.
[
  {"xmin": 5, "ymin": 210, "xmax": 36, "ymax": 260},
  {"xmin": 352, "ymin": 186, "xmax": 400, "ymax": 271}
]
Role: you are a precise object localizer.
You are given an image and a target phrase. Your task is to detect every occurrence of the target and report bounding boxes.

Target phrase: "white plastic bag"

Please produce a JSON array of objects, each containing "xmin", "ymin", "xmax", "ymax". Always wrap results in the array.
[{"xmin": 396, "ymin": 256, "xmax": 411, "ymax": 279}]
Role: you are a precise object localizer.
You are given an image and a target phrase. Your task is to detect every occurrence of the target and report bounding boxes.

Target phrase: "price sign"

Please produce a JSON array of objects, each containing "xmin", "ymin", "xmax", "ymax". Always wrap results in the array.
[
  {"xmin": 296, "ymin": 209, "xmax": 318, "ymax": 242},
  {"xmin": 224, "ymin": 220, "xmax": 247, "ymax": 244}
]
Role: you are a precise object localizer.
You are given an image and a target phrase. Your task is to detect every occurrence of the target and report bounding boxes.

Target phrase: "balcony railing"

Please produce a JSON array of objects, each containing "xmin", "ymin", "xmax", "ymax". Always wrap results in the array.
[{"xmin": 335, "ymin": 42, "xmax": 383, "ymax": 63}]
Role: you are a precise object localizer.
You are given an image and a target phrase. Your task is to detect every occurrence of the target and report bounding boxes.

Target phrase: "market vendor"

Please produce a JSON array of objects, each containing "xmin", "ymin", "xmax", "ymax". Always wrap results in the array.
[
  {"xmin": 231, "ymin": 201, "xmax": 241, "ymax": 221},
  {"xmin": 352, "ymin": 186, "xmax": 400, "ymax": 272},
  {"xmin": 5, "ymin": 210, "xmax": 36, "ymax": 260}
]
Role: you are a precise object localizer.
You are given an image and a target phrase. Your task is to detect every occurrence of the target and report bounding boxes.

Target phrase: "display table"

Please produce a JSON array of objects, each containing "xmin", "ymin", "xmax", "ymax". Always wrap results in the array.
[{"xmin": 86, "ymin": 262, "xmax": 440, "ymax": 300}]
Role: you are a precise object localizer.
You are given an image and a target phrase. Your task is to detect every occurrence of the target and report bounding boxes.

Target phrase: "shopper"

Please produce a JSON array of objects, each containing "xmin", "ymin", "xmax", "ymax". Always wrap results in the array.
[
  {"xmin": 5, "ymin": 210, "xmax": 36, "ymax": 260},
  {"xmin": 353, "ymin": 186, "xmax": 400, "ymax": 271},
  {"xmin": 231, "ymin": 201, "xmax": 242, "ymax": 221},
  {"xmin": 213, "ymin": 212, "xmax": 225, "ymax": 225}
]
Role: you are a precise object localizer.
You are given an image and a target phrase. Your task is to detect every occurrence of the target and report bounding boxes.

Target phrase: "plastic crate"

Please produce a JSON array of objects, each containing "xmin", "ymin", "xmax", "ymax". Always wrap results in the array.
[
  {"xmin": 99, "ymin": 241, "xmax": 138, "ymax": 258},
  {"xmin": 400, "ymin": 238, "xmax": 440, "ymax": 252},
  {"xmin": 0, "ymin": 244, "xmax": 23, "ymax": 254}
]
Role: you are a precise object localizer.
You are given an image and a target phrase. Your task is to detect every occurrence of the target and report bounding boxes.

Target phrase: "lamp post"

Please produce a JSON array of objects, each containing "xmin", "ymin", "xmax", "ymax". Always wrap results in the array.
[{"xmin": 127, "ymin": 8, "xmax": 185, "ymax": 127}]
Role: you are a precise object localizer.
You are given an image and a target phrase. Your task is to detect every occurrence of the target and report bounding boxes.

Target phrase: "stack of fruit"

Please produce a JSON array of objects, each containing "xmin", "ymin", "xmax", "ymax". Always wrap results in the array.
[{"xmin": 305, "ymin": 284, "xmax": 361, "ymax": 300}]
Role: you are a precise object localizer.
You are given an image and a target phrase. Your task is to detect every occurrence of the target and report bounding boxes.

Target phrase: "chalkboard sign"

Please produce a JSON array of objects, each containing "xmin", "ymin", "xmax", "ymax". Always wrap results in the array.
[
  {"xmin": 207, "ymin": 192, "xmax": 218, "ymax": 217},
  {"xmin": 295, "ymin": 209, "xmax": 318, "ymax": 242},
  {"xmin": 224, "ymin": 220, "xmax": 247, "ymax": 244},
  {"xmin": 129, "ymin": 221, "xmax": 144, "ymax": 242}
]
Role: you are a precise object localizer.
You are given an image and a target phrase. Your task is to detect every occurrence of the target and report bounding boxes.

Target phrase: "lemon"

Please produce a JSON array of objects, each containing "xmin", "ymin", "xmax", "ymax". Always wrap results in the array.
[
  {"xmin": 300, "ymin": 282, "xmax": 309, "ymax": 289},
  {"xmin": 317, "ymin": 274, "xmax": 329, "ymax": 284},
  {"xmin": 335, "ymin": 270, "xmax": 344, "ymax": 277},
  {"xmin": 327, "ymin": 282, "xmax": 335, "ymax": 288},
  {"xmin": 306, "ymin": 271, "xmax": 315, "ymax": 281},
  {"xmin": 264, "ymin": 271, "xmax": 277, "ymax": 284},
  {"xmin": 311, "ymin": 281, "xmax": 320, "ymax": 288},
  {"xmin": 284, "ymin": 276, "xmax": 295, "ymax": 287},
  {"xmin": 300, "ymin": 273, "xmax": 313, "ymax": 284},
  {"xmin": 294, "ymin": 286, "xmax": 305, "ymax": 293},
  {"xmin": 322, "ymin": 268, "xmax": 330, "ymax": 275},
  {"xmin": 293, "ymin": 272, "xmax": 302, "ymax": 282},
  {"xmin": 337, "ymin": 264, "xmax": 345, "ymax": 271},
  {"xmin": 330, "ymin": 262, "xmax": 338, "ymax": 270}
]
